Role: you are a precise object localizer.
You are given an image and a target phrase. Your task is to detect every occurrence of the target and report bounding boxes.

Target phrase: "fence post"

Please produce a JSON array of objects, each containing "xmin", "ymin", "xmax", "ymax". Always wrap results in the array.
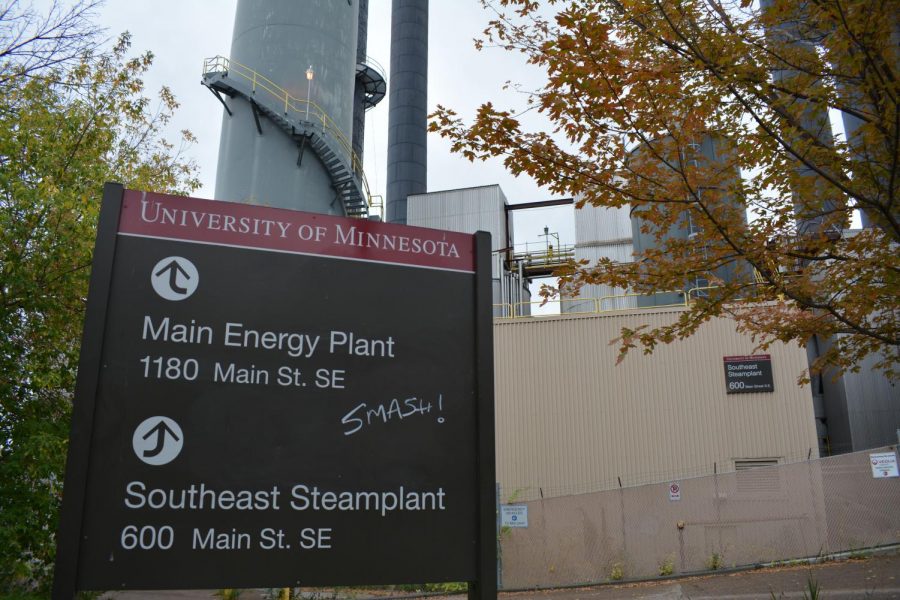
[
  {"xmin": 617, "ymin": 477, "xmax": 627, "ymax": 567},
  {"xmin": 496, "ymin": 483, "xmax": 502, "ymax": 589}
]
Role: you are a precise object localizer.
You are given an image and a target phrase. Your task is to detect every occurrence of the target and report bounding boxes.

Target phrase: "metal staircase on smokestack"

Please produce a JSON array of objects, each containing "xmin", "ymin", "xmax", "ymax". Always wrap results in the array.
[{"xmin": 202, "ymin": 56, "xmax": 377, "ymax": 219}]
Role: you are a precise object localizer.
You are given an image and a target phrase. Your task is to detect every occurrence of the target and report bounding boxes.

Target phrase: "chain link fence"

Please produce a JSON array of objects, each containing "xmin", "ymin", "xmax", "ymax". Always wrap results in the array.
[{"xmin": 498, "ymin": 447, "xmax": 900, "ymax": 589}]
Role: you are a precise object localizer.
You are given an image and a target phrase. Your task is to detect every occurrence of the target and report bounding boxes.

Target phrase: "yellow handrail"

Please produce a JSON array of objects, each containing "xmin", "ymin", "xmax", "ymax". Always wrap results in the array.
[
  {"xmin": 492, "ymin": 303, "xmax": 514, "ymax": 318},
  {"xmin": 203, "ymin": 56, "xmax": 377, "ymax": 215},
  {"xmin": 368, "ymin": 194, "xmax": 384, "ymax": 220},
  {"xmin": 498, "ymin": 287, "xmax": 724, "ymax": 319}
]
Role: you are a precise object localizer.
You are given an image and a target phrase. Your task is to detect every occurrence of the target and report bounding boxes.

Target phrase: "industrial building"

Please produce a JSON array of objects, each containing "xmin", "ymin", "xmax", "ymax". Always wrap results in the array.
[
  {"xmin": 203, "ymin": 1, "xmax": 897, "ymax": 504},
  {"xmin": 405, "ymin": 185, "xmax": 824, "ymax": 499}
]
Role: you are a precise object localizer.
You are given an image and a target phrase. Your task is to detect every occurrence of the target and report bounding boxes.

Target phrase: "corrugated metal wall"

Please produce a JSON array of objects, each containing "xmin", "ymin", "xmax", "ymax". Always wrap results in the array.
[
  {"xmin": 574, "ymin": 202, "xmax": 632, "ymax": 243},
  {"xmin": 843, "ymin": 348, "xmax": 900, "ymax": 451},
  {"xmin": 493, "ymin": 308, "xmax": 820, "ymax": 500},
  {"xmin": 565, "ymin": 243, "xmax": 637, "ymax": 312},
  {"xmin": 565, "ymin": 202, "xmax": 637, "ymax": 313},
  {"xmin": 407, "ymin": 185, "xmax": 509, "ymax": 278}
]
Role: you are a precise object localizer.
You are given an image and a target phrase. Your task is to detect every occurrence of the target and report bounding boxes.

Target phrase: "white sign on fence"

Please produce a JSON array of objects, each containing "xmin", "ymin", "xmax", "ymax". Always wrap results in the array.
[
  {"xmin": 668, "ymin": 482, "xmax": 682, "ymax": 501},
  {"xmin": 501, "ymin": 505, "xmax": 529, "ymax": 528},
  {"xmin": 869, "ymin": 452, "xmax": 899, "ymax": 478}
]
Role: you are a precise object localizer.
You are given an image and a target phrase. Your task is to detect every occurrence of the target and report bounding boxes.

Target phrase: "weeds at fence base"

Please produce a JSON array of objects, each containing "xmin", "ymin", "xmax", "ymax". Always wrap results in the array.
[
  {"xmin": 257, "ymin": 585, "xmax": 466, "ymax": 600},
  {"xmin": 706, "ymin": 552, "xmax": 724, "ymax": 571},
  {"xmin": 769, "ymin": 573, "xmax": 822, "ymax": 600},
  {"xmin": 658, "ymin": 554, "xmax": 675, "ymax": 576}
]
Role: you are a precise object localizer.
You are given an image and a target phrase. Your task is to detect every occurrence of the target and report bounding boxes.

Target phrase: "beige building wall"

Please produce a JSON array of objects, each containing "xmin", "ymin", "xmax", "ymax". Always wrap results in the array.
[{"xmin": 493, "ymin": 308, "xmax": 820, "ymax": 500}]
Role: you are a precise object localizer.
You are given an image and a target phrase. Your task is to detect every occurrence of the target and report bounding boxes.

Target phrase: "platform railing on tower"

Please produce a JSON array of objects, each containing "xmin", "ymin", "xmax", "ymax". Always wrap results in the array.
[{"xmin": 203, "ymin": 56, "xmax": 380, "ymax": 219}]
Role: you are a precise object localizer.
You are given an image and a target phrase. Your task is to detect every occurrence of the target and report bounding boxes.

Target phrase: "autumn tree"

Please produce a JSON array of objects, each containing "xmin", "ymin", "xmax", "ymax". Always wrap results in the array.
[
  {"xmin": 0, "ymin": 1, "xmax": 200, "ymax": 591},
  {"xmin": 431, "ymin": 0, "xmax": 899, "ymax": 379}
]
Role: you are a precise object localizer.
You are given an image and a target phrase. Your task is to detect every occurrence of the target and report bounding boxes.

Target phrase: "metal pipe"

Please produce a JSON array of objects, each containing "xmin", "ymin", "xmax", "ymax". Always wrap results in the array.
[
  {"xmin": 497, "ymin": 253, "xmax": 506, "ymax": 317},
  {"xmin": 352, "ymin": 0, "xmax": 369, "ymax": 163}
]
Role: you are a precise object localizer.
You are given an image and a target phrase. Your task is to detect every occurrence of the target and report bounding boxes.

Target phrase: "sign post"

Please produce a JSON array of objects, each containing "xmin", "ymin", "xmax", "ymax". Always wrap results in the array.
[{"xmin": 53, "ymin": 184, "xmax": 496, "ymax": 598}]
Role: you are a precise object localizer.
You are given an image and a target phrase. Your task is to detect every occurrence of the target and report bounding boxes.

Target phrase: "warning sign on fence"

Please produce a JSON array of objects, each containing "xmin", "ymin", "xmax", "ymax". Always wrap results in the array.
[
  {"xmin": 501, "ymin": 505, "xmax": 528, "ymax": 528},
  {"xmin": 869, "ymin": 452, "xmax": 899, "ymax": 478},
  {"xmin": 668, "ymin": 482, "xmax": 681, "ymax": 501}
]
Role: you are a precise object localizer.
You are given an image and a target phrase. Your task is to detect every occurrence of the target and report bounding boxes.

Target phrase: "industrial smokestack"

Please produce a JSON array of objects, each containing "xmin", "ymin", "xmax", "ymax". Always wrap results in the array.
[
  {"xmin": 385, "ymin": 0, "xmax": 428, "ymax": 224},
  {"xmin": 208, "ymin": 0, "xmax": 363, "ymax": 215}
]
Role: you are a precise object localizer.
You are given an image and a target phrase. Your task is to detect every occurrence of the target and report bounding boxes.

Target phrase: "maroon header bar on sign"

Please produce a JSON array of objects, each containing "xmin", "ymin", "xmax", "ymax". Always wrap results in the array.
[
  {"xmin": 723, "ymin": 354, "xmax": 771, "ymax": 362},
  {"xmin": 118, "ymin": 189, "xmax": 476, "ymax": 273}
]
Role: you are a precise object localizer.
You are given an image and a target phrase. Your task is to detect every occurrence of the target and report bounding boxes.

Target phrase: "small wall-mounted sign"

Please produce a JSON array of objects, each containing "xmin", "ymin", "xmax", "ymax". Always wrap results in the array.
[{"xmin": 723, "ymin": 355, "xmax": 774, "ymax": 394}]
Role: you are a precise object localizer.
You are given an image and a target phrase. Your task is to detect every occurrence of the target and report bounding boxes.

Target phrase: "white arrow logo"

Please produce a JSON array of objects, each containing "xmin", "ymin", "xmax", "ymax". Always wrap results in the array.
[
  {"xmin": 133, "ymin": 416, "xmax": 184, "ymax": 466},
  {"xmin": 151, "ymin": 256, "xmax": 198, "ymax": 301}
]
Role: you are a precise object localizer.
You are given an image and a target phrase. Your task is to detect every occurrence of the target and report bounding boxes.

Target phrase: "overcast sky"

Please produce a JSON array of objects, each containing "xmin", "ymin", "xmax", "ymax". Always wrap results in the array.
[{"xmin": 95, "ymin": 0, "xmax": 576, "ymax": 250}]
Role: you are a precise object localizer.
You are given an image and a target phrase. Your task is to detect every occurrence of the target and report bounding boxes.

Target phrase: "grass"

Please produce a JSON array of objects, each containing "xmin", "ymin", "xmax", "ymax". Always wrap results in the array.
[
  {"xmin": 658, "ymin": 554, "xmax": 675, "ymax": 576},
  {"xmin": 769, "ymin": 573, "xmax": 822, "ymax": 600},
  {"xmin": 706, "ymin": 552, "xmax": 724, "ymax": 571}
]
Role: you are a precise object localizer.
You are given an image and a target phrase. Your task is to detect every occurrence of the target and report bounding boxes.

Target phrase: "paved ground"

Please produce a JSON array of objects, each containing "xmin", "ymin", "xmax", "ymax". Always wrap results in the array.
[{"xmin": 101, "ymin": 551, "xmax": 900, "ymax": 600}]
